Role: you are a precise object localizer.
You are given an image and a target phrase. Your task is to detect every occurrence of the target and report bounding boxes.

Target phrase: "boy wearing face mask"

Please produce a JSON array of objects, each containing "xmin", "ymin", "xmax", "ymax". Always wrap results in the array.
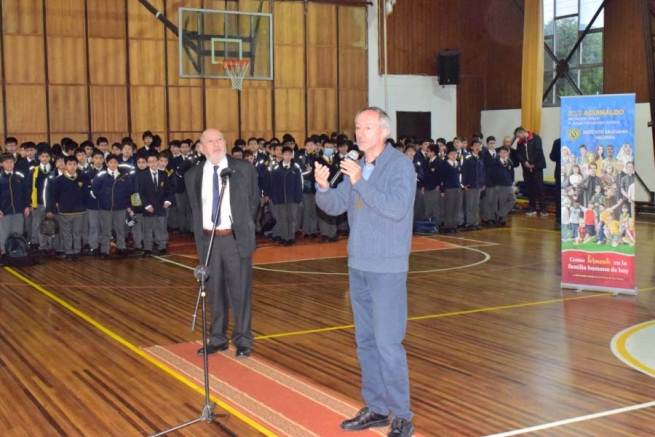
[{"xmin": 317, "ymin": 140, "xmax": 339, "ymax": 242}]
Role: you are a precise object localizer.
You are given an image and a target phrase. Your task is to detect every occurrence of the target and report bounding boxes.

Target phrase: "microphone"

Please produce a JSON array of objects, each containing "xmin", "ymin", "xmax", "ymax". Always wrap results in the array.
[
  {"xmin": 329, "ymin": 150, "xmax": 360, "ymax": 187},
  {"xmin": 194, "ymin": 265, "xmax": 210, "ymax": 281},
  {"xmin": 220, "ymin": 168, "xmax": 234, "ymax": 181}
]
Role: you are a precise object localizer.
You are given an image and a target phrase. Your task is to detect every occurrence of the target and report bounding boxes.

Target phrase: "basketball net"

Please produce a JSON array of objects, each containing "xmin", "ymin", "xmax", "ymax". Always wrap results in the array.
[{"xmin": 222, "ymin": 59, "xmax": 250, "ymax": 91}]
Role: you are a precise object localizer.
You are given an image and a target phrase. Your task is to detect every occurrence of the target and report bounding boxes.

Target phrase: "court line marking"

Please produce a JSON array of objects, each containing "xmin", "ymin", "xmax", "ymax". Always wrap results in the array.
[
  {"xmin": 253, "ymin": 292, "xmax": 614, "ymax": 341},
  {"xmin": 155, "ymin": 244, "xmax": 491, "ymax": 276},
  {"xmin": 635, "ymin": 220, "xmax": 655, "ymax": 226},
  {"xmin": 611, "ymin": 320, "xmax": 655, "ymax": 378},
  {"xmin": 3, "ymin": 267, "xmax": 279, "ymax": 437},
  {"xmin": 484, "ymin": 400, "xmax": 655, "ymax": 436}
]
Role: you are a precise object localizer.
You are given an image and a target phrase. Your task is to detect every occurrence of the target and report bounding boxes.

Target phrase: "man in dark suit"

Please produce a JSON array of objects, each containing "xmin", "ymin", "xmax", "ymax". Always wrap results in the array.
[
  {"xmin": 138, "ymin": 151, "xmax": 174, "ymax": 256},
  {"xmin": 514, "ymin": 126, "xmax": 548, "ymax": 216},
  {"xmin": 186, "ymin": 128, "xmax": 260, "ymax": 358}
]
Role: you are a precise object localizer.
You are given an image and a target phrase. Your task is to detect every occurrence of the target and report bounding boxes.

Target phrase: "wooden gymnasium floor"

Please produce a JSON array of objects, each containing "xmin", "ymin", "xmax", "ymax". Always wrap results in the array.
[{"xmin": 1, "ymin": 215, "xmax": 655, "ymax": 437}]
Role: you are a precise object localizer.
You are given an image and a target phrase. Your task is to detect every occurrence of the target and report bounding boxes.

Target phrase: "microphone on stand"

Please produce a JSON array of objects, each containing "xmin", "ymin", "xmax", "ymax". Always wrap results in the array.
[
  {"xmin": 329, "ymin": 150, "xmax": 360, "ymax": 187},
  {"xmin": 220, "ymin": 167, "xmax": 235, "ymax": 181}
]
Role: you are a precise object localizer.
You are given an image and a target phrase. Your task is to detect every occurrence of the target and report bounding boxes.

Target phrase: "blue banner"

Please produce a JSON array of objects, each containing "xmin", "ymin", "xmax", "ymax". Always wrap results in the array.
[{"xmin": 560, "ymin": 94, "xmax": 636, "ymax": 294}]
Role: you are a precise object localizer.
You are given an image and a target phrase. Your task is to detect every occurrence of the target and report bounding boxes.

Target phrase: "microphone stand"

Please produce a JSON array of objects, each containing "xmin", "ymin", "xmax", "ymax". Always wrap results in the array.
[{"xmin": 150, "ymin": 171, "xmax": 235, "ymax": 437}]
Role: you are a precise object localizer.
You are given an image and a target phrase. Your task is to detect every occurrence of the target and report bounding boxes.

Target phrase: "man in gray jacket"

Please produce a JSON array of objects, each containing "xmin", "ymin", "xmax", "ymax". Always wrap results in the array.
[{"xmin": 315, "ymin": 107, "xmax": 415, "ymax": 437}]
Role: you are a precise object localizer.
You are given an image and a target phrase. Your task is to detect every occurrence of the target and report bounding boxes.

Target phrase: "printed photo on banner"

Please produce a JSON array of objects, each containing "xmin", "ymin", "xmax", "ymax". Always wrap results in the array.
[{"xmin": 560, "ymin": 94, "xmax": 636, "ymax": 293}]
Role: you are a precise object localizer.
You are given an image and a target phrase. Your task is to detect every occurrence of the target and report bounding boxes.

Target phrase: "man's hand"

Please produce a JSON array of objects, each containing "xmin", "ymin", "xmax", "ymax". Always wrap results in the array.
[
  {"xmin": 46, "ymin": 212, "xmax": 53, "ymax": 219},
  {"xmin": 340, "ymin": 159, "xmax": 362, "ymax": 185},
  {"xmin": 24, "ymin": 207, "xmax": 30, "ymax": 217},
  {"xmin": 146, "ymin": 206, "xmax": 154, "ymax": 213},
  {"xmin": 314, "ymin": 161, "xmax": 330, "ymax": 190}
]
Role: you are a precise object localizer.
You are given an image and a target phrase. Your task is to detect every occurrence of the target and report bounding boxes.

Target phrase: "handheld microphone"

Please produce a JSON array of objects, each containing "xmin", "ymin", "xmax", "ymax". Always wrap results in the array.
[
  {"xmin": 329, "ymin": 150, "xmax": 360, "ymax": 187},
  {"xmin": 194, "ymin": 265, "xmax": 210, "ymax": 281}
]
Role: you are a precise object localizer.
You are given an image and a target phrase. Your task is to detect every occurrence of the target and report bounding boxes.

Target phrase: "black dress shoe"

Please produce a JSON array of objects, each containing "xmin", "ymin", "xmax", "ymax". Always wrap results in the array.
[
  {"xmin": 235, "ymin": 347, "xmax": 251, "ymax": 358},
  {"xmin": 197, "ymin": 343, "xmax": 229, "ymax": 355},
  {"xmin": 340, "ymin": 407, "xmax": 389, "ymax": 431},
  {"xmin": 387, "ymin": 417, "xmax": 414, "ymax": 437}
]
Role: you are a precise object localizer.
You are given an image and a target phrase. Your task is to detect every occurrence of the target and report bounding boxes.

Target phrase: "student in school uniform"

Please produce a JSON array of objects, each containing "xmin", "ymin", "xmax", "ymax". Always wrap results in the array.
[
  {"xmin": 495, "ymin": 146, "xmax": 517, "ymax": 226},
  {"xmin": 95, "ymin": 137, "xmax": 110, "ymax": 160},
  {"xmin": 422, "ymin": 145, "xmax": 441, "ymax": 228},
  {"xmin": 15, "ymin": 142, "xmax": 37, "ymax": 175},
  {"xmin": 139, "ymin": 152, "xmax": 173, "ymax": 256},
  {"xmin": 92, "ymin": 154, "xmax": 134, "ymax": 259},
  {"xmin": 27, "ymin": 147, "xmax": 53, "ymax": 252},
  {"xmin": 118, "ymin": 140, "xmax": 136, "ymax": 173},
  {"xmin": 404, "ymin": 146, "xmax": 425, "ymax": 222},
  {"xmin": 301, "ymin": 138, "xmax": 320, "ymax": 238},
  {"xmin": 129, "ymin": 155, "xmax": 148, "ymax": 253},
  {"xmin": 83, "ymin": 150, "xmax": 106, "ymax": 256},
  {"xmin": 174, "ymin": 140, "xmax": 194, "ymax": 235},
  {"xmin": 48, "ymin": 156, "xmax": 87, "ymax": 260},
  {"xmin": 440, "ymin": 146, "xmax": 463, "ymax": 233},
  {"xmin": 4, "ymin": 137, "xmax": 19, "ymax": 162},
  {"xmin": 0, "ymin": 153, "xmax": 30, "ymax": 255},
  {"xmin": 461, "ymin": 139, "xmax": 485, "ymax": 230},
  {"xmin": 480, "ymin": 136, "xmax": 500, "ymax": 226},
  {"xmin": 316, "ymin": 140, "xmax": 339, "ymax": 242},
  {"xmin": 270, "ymin": 146, "xmax": 303, "ymax": 246}
]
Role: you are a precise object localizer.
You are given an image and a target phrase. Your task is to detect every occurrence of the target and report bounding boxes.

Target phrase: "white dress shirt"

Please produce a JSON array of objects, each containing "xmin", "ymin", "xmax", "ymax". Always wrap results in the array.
[{"xmin": 201, "ymin": 157, "xmax": 232, "ymax": 231}]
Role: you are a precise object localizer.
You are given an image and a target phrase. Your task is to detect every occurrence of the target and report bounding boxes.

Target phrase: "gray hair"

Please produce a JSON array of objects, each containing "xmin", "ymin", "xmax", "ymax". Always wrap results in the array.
[{"xmin": 355, "ymin": 106, "xmax": 391, "ymax": 130}]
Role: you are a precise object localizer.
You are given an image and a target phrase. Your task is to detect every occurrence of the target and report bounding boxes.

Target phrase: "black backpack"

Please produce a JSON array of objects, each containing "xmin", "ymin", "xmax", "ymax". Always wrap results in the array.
[{"xmin": 3, "ymin": 233, "xmax": 32, "ymax": 266}]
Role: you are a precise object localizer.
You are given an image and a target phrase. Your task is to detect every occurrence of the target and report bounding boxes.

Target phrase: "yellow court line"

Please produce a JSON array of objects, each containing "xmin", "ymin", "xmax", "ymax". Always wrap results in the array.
[
  {"xmin": 4, "ymin": 267, "xmax": 279, "ymax": 437},
  {"xmin": 614, "ymin": 320, "xmax": 655, "ymax": 377},
  {"xmin": 255, "ymin": 291, "xmax": 627, "ymax": 340}
]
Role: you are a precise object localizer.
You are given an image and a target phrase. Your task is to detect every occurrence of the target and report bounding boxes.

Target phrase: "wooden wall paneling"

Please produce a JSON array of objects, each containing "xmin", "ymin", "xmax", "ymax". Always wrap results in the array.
[
  {"xmin": 307, "ymin": 46, "xmax": 337, "ymax": 89},
  {"xmin": 0, "ymin": 89, "xmax": 5, "ymax": 141},
  {"xmin": 50, "ymin": 132, "xmax": 90, "ymax": 144},
  {"xmin": 307, "ymin": 4, "xmax": 336, "ymax": 47},
  {"xmin": 49, "ymin": 85, "xmax": 89, "ymax": 133},
  {"xmin": 45, "ymin": 0, "xmax": 85, "ymax": 37},
  {"xmin": 338, "ymin": 48, "xmax": 367, "ymax": 90},
  {"xmin": 339, "ymin": 89, "xmax": 367, "ymax": 136},
  {"xmin": 90, "ymin": 86, "xmax": 128, "ymax": 133},
  {"xmin": 1, "ymin": 0, "xmax": 43, "ymax": 35},
  {"xmin": 457, "ymin": 77, "xmax": 485, "ymax": 137},
  {"xmin": 241, "ymin": 84, "xmax": 273, "ymax": 135},
  {"xmin": 5, "ymin": 85, "xmax": 47, "ymax": 134},
  {"xmin": 86, "ymin": 0, "xmax": 125, "ymax": 38},
  {"xmin": 128, "ymin": 0, "xmax": 164, "ymax": 39},
  {"xmin": 168, "ymin": 86, "xmax": 204, "ymax": 132},
  {"xmin": 88, "ymin": 38, "xmax": 127, "ymax": 85},
  {"xmin": 308, "ymin": 88, "xmax": 337, "ymax": 133},
  {"xmin": 273, "ymin": 88, "xmax": 305, "ymax": 136},
  {"xmin": 273, "ymin": 2, "xmax": 304, "ymax": 46},
  {"xmin": 3, "ymin": 35, "xmax": 45, "ymax": 83},
  {"xmin": 205, "ymin": 87, "xmax": 238, "ymax": 133},
  {"xmin": 338, "ymin": 6, "xmax": 366, "ymax": 49},
  {"xmin": 166, "ymin": 38, "xmax": 202, "ymax": 86},
  {"xmin": 604, "ymin": 0, "xmax": 648, "ymax": 102},
  {"xmin": 273, "ymin": 45, "xmax": 305, "ymax": 88},
  {"xmin": 47, "ymin": 37, "xmax": 87, "ymax": 84},
  {"xmin": 129, "ymin": 39, "xmax": 166, "ymax": 85},
  {"xmin": 130, "ymin": 86, "xmax": 167, "ymax": 134}
]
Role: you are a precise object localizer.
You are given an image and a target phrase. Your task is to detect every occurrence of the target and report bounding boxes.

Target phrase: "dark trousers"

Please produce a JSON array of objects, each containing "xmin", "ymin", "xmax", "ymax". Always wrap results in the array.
[
  {"xmin": 524, "ymin": 168, "xmax": 546, "ymax": 212},
  {"xmin": 202, "ymin": 233, "xmax": 253, "ymax": 349}
]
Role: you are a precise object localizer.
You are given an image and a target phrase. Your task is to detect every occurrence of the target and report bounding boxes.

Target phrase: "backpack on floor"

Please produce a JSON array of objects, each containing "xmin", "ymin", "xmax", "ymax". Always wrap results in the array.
[
  {"xmin": 414, "ymin": 219, "xmax": 438, "ymax": 235},
  {"xmin": 3, "ymin": 232, "xmax": 33, "ymax": 266}
]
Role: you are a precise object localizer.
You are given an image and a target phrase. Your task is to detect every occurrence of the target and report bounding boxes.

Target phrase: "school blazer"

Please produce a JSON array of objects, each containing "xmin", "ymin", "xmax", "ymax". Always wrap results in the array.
[
  {"xmin": 185, "ymin": 155, "xmax": 260, "ymax": 263},
  {"xmin": 138, "ymin": 169, "xmax": 174, "ymax": 217}
]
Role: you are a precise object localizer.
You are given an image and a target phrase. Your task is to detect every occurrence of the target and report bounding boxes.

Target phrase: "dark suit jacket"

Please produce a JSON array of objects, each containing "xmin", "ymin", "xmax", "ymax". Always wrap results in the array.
[
  {"xmin": 186, "ymin": 155, "xmax": 259, "ymax": 263},
  {"xmin": 138, "ymin": 169, "xmax": 174, "ymax": 217}
]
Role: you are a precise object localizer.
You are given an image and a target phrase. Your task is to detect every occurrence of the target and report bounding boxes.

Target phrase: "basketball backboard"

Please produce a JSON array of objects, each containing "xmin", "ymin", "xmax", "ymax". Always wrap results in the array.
[{"xmin": 178, "ymin": 8, "xmax": 273, "ymax": 80}]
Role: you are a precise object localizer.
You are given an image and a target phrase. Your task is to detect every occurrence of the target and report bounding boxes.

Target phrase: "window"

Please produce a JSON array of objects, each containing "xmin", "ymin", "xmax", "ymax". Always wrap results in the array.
[{"xmin": 543, "ymin": 0, "xmax": 604, "ymax": 106}]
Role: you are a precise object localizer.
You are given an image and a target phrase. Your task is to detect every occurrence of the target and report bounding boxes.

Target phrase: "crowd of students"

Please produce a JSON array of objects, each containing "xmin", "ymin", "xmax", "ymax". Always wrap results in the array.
[{"xmin": 0, "ymin": 129, "xmax": 527, "ymax": 259}]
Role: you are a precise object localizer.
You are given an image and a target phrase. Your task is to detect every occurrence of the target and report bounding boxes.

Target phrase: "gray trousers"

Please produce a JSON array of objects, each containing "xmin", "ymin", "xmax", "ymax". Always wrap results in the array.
[
  {"xmin": 59, "ymin": 213, "xmax": 85, "ymax": 254},
  {"xmin": 24, "ymin": 212, "xmax": 32, "ymax": 242},
  {"xmin": 443, "ymin": 188, "xmax": 462, "ymax": 229},
  {"xmin": 317, "ymin": 207, "xmax": 337, "ymax": 238},
  {"xmin": 86, "ymin": 209, "xmax": 101, "ymax": 250},
  {"xmin": 0, "ymin": 213, "xmax": 24, "ymax": 255},
  {"xmin": 271, "ymin": 203, "xmax": 299, "ymax": 241},
  {"xmin": 142, "ymin": 216, "xmax": 168, "ymax": 251},
  {"xmin": 131, "ymin": 213, "xmax": 144, "ymax": 249},
  {"xmin": 301, "ymin": 194, "xmax": 318, "ymax": 235},
  {"xmin": 414, "ymin": 190, "xmax": 425, "ymax": 221},
  {"xmin": 497, "ymin": 185, "xmax": 517, "ymax": 220},
  {"xmin": 31, "ymin": 206, "xmax": 50, "ymax": 249},
  {"xmin": 202, "ymin": 233, "xmax": 253, "ymax": 348},
  {"xmin": 100, "ymin": 210, "xmax": 126, "ymax": 253},
  {"xmin": 349, "ymin": 268, "xmax": 413, "ymax": 421},
  {"xmin": 175, "ymin": 192, "xmax": 191, "ymax": 231},
  {"xmin": 423, "ymin": 189, "xmax": 441, "ymax": 224},
  {"xmin": 167, "ymin": 205, "xmax": 180, "ymax": 230},
  {"xmin": 480, "ymin": 185, "xmax": 499, "ymax": 221},
  {"xmin": 464, "ymin": 188, "xmax": 481, "ymax": 226}
]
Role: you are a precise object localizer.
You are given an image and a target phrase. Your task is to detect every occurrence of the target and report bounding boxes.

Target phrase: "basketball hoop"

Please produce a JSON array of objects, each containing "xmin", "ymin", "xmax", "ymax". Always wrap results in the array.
[{"xmin": 222, "ymin": 59, "xmax": 250, "ymax": 90}]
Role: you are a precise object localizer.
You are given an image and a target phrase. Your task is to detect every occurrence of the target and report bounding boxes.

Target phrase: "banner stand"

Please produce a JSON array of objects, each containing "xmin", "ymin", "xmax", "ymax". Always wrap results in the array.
[{"xmin": 562, "ymin": 283, "xmax": 638, "ymax": 297}]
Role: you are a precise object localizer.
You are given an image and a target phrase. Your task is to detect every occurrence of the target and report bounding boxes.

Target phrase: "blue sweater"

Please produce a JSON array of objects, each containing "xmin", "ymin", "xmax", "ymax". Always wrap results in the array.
[{"xmin": 316, "ymin": 145, "xmax": 416, "ymax": 273}]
